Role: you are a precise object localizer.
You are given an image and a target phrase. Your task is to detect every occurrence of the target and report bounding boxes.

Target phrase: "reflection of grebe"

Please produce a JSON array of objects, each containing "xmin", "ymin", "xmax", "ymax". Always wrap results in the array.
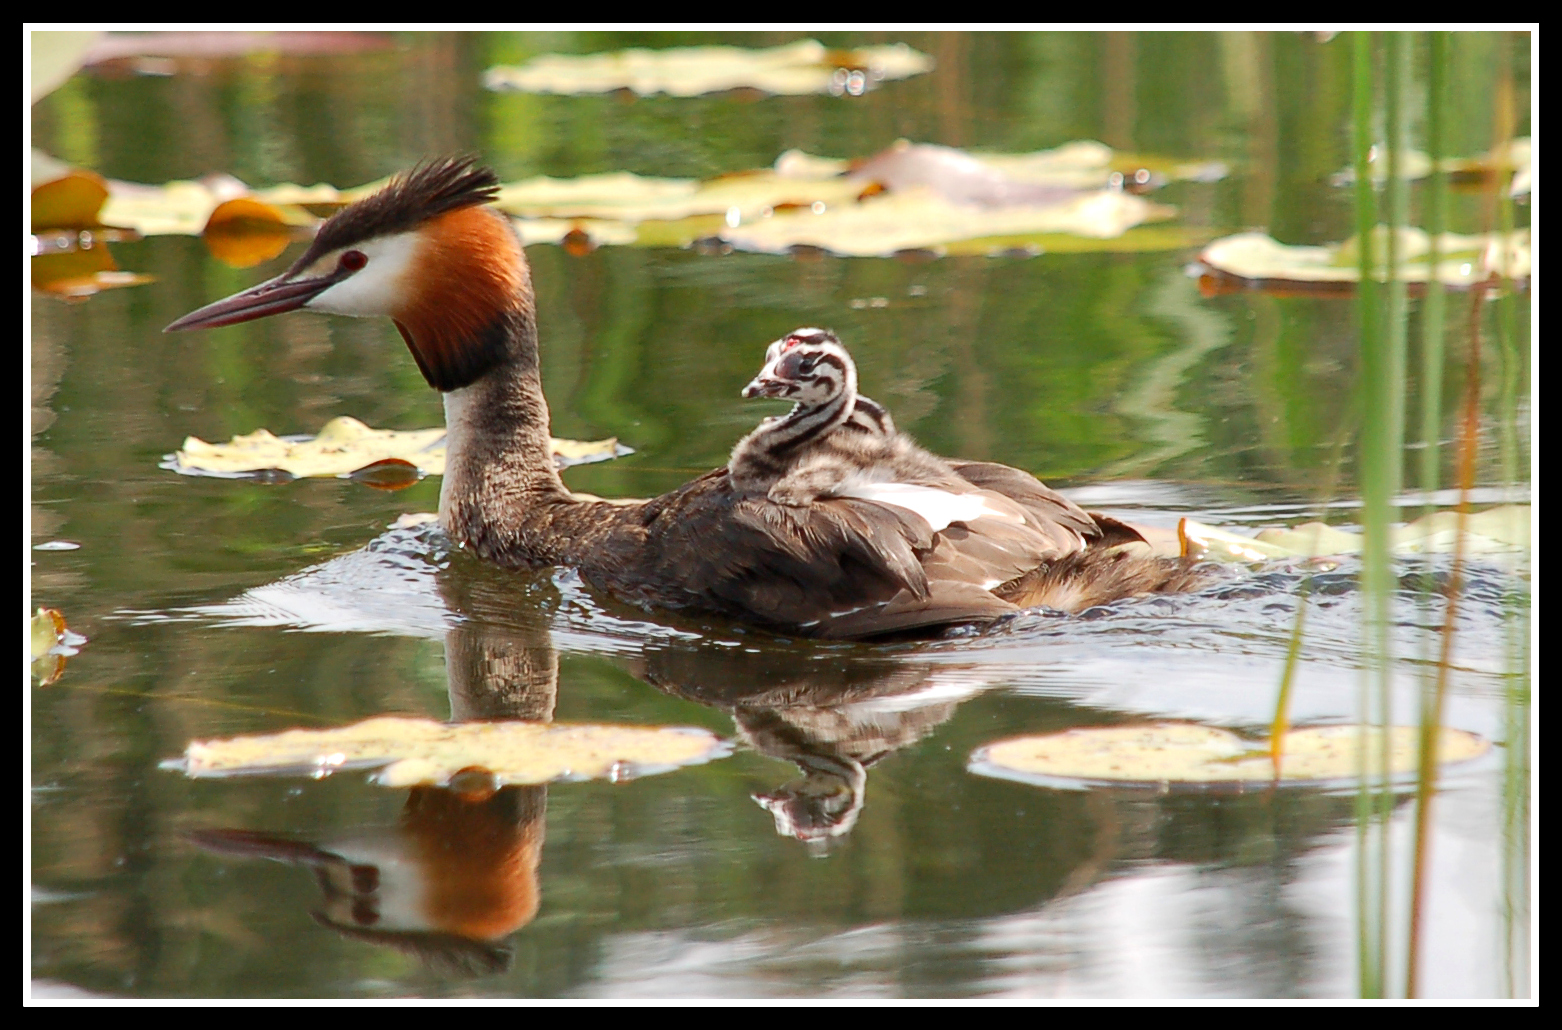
[
  {"xmin": 188, "ymin": 576, "xmax": 560, "ymax": 977},
  {"xmin": 167, "ymin": 156, "xmax": 1203, "ymax": 639},
  {"xmin": 190, "ymin": 783, "xmax": 543, "ymax": 978},
  {"xmin": 643, "ymin": 644, "xmax": 986, "ymax": 853}
]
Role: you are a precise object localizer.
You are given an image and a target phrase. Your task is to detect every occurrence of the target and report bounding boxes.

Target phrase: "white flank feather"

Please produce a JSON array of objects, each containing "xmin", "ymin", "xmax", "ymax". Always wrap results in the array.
[{"xmin": 835, "ymin": 482, "xmax": 1020, "ymax": 532}]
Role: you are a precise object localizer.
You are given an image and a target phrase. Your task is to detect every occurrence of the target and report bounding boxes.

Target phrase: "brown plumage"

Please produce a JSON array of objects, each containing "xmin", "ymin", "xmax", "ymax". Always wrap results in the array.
[{"xmin": 167, "ymin": 156, "xmax": 1207, "ymax": 639}]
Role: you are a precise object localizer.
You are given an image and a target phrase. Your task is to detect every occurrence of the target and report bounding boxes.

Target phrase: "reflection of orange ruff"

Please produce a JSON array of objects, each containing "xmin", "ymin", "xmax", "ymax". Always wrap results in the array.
[{"xmin": 403, "ymin": 785, "xmax": 544, "ymax": 940}]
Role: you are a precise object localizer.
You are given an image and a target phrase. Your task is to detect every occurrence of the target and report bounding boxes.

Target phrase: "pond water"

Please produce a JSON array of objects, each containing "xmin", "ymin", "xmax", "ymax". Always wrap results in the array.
[{"xmin": 29, "ymin": 31, "xmax": 1530, "ymax": 999}]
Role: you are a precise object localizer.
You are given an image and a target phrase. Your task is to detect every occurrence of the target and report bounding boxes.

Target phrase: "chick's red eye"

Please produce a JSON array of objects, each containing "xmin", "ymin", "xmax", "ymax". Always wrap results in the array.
[{"xmin": 340, "ymin": 250, "xmax": 367, "ymax": 271}]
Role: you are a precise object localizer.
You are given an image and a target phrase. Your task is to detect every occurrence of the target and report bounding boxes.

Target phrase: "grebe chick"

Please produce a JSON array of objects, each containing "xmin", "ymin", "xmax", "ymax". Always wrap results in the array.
[{"xmin": 730, "ymin": 328, "xmax": 954, "ymax": 506}]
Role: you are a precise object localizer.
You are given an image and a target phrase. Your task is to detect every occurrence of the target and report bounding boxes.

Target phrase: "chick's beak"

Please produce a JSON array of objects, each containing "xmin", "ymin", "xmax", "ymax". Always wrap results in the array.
[
  {"xmin": 164, "ymin": 271, "xmax": 340, "ymax": 333},
  {"xmin": 742, "ymin": 374, "xmax": 789, "ymax": 399}
]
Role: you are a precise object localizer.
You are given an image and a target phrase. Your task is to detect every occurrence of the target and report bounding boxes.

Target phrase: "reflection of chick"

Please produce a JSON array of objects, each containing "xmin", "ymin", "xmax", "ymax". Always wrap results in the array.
[
  {"xmin": 190, "ymin": 783, "xmax": 545, "ymax": 978},
  {"xmin": 730, "ymin": 328, "xmax": 953, "ymax": 507}
]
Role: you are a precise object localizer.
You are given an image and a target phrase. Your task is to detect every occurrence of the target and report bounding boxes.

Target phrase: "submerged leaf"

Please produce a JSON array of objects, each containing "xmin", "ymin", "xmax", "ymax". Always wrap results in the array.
[
  {"xmin": 164, "ymin": 415, "xmax": 632, "ymax": 480},
  {"xmin": 970, "ymin": 723, "xmax": 1490, "ymax": 791},
  {"xmin": 170, "ymin": 716, "xmax": 730, "ymax": 788},
  {"xmin": 483, "ymin": 39, "xmax": 933, "ymax": 97},
  {"xmin": 346, "ymin": 458, "xmax": 425, "ymax": 491}
]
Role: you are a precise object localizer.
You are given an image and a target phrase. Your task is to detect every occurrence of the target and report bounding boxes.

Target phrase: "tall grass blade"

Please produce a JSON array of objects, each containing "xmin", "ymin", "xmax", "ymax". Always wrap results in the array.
[{"xmin": 1349, "ymin": 30, "xmax": 1386, "ymax": 1000}]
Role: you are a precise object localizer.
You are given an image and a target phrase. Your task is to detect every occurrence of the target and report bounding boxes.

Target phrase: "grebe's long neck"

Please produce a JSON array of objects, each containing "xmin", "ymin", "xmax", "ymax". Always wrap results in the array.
[{"xmin": 410, "ymin": 236, "xmax": 579, "ymax": 561}]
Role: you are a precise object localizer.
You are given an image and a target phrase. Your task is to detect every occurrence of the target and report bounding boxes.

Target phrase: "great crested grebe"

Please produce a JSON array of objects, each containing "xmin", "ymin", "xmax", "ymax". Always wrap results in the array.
[
  {"xmin": 730, "ymin": 327, "xmax": 964, "ymax": 507},
  {"xmin": 168, "ymin": 157, "xmax": 1204, "ymax": 638}
]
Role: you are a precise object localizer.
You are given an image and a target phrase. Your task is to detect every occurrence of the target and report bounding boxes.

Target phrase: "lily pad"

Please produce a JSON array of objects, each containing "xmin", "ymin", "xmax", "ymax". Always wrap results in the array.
[
  {"xmin": 31, "ymin": 168, "xmax": 109, "ymax": 232},
  {"xmin": 99, "ymin": 174, "xmax": 340, "ymax": 238},
  {"xmin": 721, "ymin": 186, "xmax": 1174, "ymax": 257},
  {"xmin": 30, "ymin": 155, "xmax": 153, "ymax": 299},
  {"xmin": 163, "ymin": 415, "xmax": 632, "ymax": 480},
  {"xmin": 166, "ymin": 715, "xmax": 730, "ymax": 788},
  {"xmin": 31, "ymin": 607, "xmax": 86, "ymax": 685},
  {"xmin": 970, "ymin": 723, "xmax": 1490, "ymax": 792},
  {"xmin": 1181, "ymin": 505, "xmax": 1530, "ymax": 562},
  {"xmin": 483, "ymin": 39, "xmax": 933, "ymax": 97},
  {"xmin": 31, "ymin": 30, "xmax": 102, "ymax": 103},
  {"xmin": 1331, "ymin": 138, "xmax": 1530, "ymax": 197},
  {"xmin": 202, "ymin": 196, "xmax": 310, "ymax": 267},
  {"xmin": 82, "ymin": 139, "xmax": 1219, "ymax": 260},
  {"xmin": 1192, "ymin": 228, "xmax": 1530, "ymax": 292}
]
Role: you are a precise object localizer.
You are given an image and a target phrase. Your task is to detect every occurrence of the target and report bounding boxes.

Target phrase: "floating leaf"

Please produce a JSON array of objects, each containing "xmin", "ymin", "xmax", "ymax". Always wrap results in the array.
[
  {"xmin": 1192, "ymin": 229, "xmax": 1530, "ymax": 293},
  {"xmin": 970, "ymin": 723, "xmax": 1490, "ymax": 791},
  {"xmin": 483, "ymin": 39, "xmax": 933, "ymax": 97},
  {"xmin": 30, "ymin": 607, "xmax": 86, "ymax": 685},
  {"xmin": 202, "ymin": 196, "xmax": 306, "ymax": 267},
  {"xmin": 1330, "ymin": 137, "xmax": 1529, "ymax": 195},
  {"xmin": 721, "ymin": 186, "xmax": 1173, "ymax": 257},
  {"xmin": 31, "ymin": 30, "xmax": 102, "ymax": 103},
  {"xmin": 31, "ymin": 169, "xmax": 109, "ymax": 232},
  {"xmin": 99, "ymin": 174, "xmax": 350, "ymax": 238},
  {"xmin": 167, "ymin": 715, "xmax": 730, "ymax": 788},
  {"xmin": 31, "ymin": 608, "xmax": 66, "ymax": 661},
  {"xmin": 1179, "ymin": 519, "xmax": 1298, "ymax": 562},
  {"xmin": 1181, "ymin": 505, "xmax": 1530, "ymax": 562},
  {"xmin": 85, "ymin": 139, "xmax": 1217, "ymax": 261},
  {"xmin": 163, "ymin": 415, "xmax": 632, "ymax": 480}
]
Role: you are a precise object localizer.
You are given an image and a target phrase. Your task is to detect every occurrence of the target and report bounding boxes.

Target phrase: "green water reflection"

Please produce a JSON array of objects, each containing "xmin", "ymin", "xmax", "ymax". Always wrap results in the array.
[{"xmin": 31, "ymin": 31, "xmax": 1529, "ymax": 998}]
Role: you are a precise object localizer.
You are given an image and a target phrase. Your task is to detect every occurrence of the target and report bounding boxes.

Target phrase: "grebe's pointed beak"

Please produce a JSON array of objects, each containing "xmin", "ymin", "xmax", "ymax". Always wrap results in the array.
[{"xmin": 164, "ymin": 270, "xmax": 341, "ymax": 333}]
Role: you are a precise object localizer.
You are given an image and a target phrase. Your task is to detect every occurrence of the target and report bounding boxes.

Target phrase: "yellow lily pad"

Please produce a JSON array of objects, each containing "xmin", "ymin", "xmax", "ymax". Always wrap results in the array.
[
  {"xmin": 31, "ymin": 169, "xmax": 109, "ymax": 232},
  {"xmin": 970, "ymin": 723, "xmax": 1490, "ymax": 791},
  {"xmin": 1182, "ymin": 505, "xmax": 1530, "ymax": 562},
  {"xmin": 1194, "ymin": 229, "xmax": 1530, "ymax": 290},
  {"xmin": 164, "ymin": 415, "xmax": 631, "ymax": 480},
  {"xmin": 483, "ymin": 39, "xmax": 933, "ymax": 97},
  {"xmin": 30, "ymin": 607, "xmax": 86, "ymax": 685},
  {"xmin": 100, "ymin": 176, "xmax": 331, "ymax": 237},
  {"xmin": 202, "ymin": 196, "xmax": 299, "ymax": 267},
  {"xmin": 168, "ymin": 715, "xmax": 730, "ymax": 788},
  {"xmin": 1179, "ymin": 519, "xmax": 1296, "ymax": 562}
]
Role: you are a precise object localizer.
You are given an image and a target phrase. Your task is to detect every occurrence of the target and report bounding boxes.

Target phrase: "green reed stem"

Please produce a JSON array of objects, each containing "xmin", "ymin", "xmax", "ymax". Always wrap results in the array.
[
  {"xmin": 1350, "ymin": 29, "xmax": 1386, "ymax": 1001},
  {"xmin": 1269, "ymin": 414, "xmax": 1356, "ymax": 769},
  {"xmin": 1417, "ymin": 32, "xmax": 1448, "ymax": 515}
]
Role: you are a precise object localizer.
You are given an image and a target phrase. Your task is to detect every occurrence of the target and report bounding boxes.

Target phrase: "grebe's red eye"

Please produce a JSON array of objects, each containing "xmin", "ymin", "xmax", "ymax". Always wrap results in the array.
[{"xmin": 340, "ymin": 250, "xmax": 367, "ymax": 271}]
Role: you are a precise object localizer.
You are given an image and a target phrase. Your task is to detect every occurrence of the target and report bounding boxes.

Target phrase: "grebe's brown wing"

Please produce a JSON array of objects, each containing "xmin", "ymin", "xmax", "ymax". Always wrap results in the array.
[
  {"xmin": 947, "ymin": 460, "xmax": 1104, "ymax": 551},
  {"xmin": 631, "ymin": 471, "xmax": 938, "ymax": 633}
]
